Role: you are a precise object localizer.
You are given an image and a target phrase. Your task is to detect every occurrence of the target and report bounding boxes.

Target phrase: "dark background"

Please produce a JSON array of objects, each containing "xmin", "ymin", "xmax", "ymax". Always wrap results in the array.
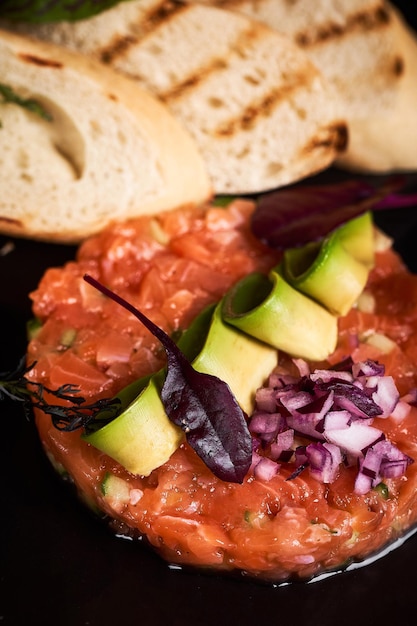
[{"xmin": 1, "ymin": 2, "xmax": 417, "ymax": 624}]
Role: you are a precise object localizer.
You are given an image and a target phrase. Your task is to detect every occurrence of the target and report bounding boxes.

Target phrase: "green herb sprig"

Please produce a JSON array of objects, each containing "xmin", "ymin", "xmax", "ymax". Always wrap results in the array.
[{"xmin": 0, "ymin": 83, "xmax": 53, "ymax": 126}]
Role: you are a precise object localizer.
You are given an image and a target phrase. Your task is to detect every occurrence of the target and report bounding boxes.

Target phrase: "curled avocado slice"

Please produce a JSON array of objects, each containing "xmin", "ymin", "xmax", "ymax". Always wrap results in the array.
[
  {"xmin": 283, "ymin": 212, "xmax": 374, "ymax": 316},
  {"xmin": 191, "ymin": 303, "xmax": 278, "ymax": 415},
  {"xmin": 84, "ymin": 375, "xmax": 183, "ymax": 477},
  {"xmin": 222, "ymin": 269, "xmax": 338, "ymax": 361},
  {"xmin": 84, "ymin": 302, "xmax": 277, "ymax": 476}
]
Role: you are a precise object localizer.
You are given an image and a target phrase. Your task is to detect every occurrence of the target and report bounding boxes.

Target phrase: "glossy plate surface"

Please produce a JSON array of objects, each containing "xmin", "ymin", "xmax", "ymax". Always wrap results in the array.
[{"xmin": 1, "ymin": 3, "xmax": 417, "ymax": 623}]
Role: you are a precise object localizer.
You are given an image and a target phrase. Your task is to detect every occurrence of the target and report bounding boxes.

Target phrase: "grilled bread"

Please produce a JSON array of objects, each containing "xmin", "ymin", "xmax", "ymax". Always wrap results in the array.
[
  {"xmin": 336, "ymin": 5, "xmax": 417, "ymax": 172},
  {"xmin": 192, "ymin": 0, "xmax": 417, "ymax": 173},
  {"xmin": 0, "ymin": 27, "xmax": 211, "ymax": 243},
  {"xmin": 1, "ymin": 0, "xmax": 347, "ymax": 194}
]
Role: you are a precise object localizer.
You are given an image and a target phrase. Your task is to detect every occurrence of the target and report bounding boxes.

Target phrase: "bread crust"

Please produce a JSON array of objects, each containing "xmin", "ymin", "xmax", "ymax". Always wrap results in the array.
[{"xmin": 0, "ymin": 27, "xmax": 212, "ymax": 243}]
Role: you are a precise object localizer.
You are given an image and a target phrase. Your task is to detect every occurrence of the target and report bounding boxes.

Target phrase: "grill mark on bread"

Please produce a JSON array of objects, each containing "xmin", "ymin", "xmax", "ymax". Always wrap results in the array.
[
  {"xmin": 212, "ymin": 72, "xmax": 316, "ymax": 137},
  {"xmin": 160, "ymin": 57, "xmax": 228, "ymax": 102},
  {"xmin": 160, "ymin": 25, "xmax": 271, "ymax": 103},
  {"xmin": 197, "ymin": 0, "xmax": 243, "ymax": 6},
  {"xmin": 392, "ymin": 56, "xmax": 405, "ymax": 78},
  {"xmin": 99, "ymin": 0, "xmax": 186, "ymax": 65},
  {"xmin": 302, "ymin": 122, "xmax": 349, "ymax": 154},
  {"xmin": 18, "ymin": 53, "xmax": 62, "ymax": 68},
  {"xmin": 0, "ymin": 216, "xmax": 22, "ymax": 227},
  {"xmin": 100, "ymin": 34, "xmax": 138, "ymax": 64},
  {"xmin": 295, "ymin": 5, "xmax": 392, "ymax": 47}
]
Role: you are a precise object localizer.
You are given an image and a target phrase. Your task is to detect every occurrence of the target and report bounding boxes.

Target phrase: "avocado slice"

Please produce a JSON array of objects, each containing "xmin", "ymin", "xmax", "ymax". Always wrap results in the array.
[
  {"xmin": 222, "ymin": 269, "xmax": 338, "ymax": 361},
  {"xmin": 283, "ymin": 212, "xmax": 374, "ymax": 315},
  {"xmin": 84, "ymin": 303, "xmax": 277, "ymax": 476},
  {"xmin": 84, "ymin": 376, "xmax": 184, "ymax": 477},
  {"xmin": 191, "ymin": 303, "xmax": 278, "ymax": 415}
]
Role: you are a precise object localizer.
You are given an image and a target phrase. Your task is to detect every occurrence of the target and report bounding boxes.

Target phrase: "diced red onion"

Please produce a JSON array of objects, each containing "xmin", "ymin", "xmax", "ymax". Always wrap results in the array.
[
  {"xmin": 354, "ymin": 470, "xmax": 374, "ymax": 495},
  {"xmin": 352, "ymin": 360, "xmax": 385, "ymax": 378},
  {"xmin": 285, "ymin": 391, "xmax": 334, "ymax": 439},
  {"xmin": 374, "ymin": 439, "xmax": 413, "ymax": 477},
  {"xmin": 360, "ymin": 447, "xmax": 382, "ymax": 480},
  {"xmin": 323, "ymin": 410, "xmax": 352, "ymax": 431},
  {"xmin": 381, "ymin": 459, "xmax": 410, "ymax": 478},
  {"xmin": 328, "ymin": 382, "xmax": 383, "ymax": 419},
  {"xmin": 292, "ymin": 358, "xmax": 310, "ymax": 377},
  {"xmin": 248, "ymin": 357, "xmax": 414, "ymax": 493},
  {"xmin": 267, "ymin": 372, "xmax": 298, "ymax": 389},
  {"xmin": 254, "ymin": 387, "xmax": 277, "ymax": 413},
  {"xmin": 270, "ymin": 429, "xmax": 294, "ymax": 461},
  {"xmin": 370, "ymin": 375, "xmax": 400, "ymax": 418},
  {"xmin": 294, "ymin": 446, "xmax": 308, "ymax": 467},
  {"xmin": 275, "ymin": 429, "xmax": 294, "ymax": 449},
  {"xmin": 391, "ymin": 399, "xmax": 411, "ymax": 423},
  {"xmin": 249, "ymin": 412, "xmax": 283, "ymax": 436},
  {"xmin": 325, "ymin": 422, "xmax": 385, "ymax": 455},
  {"xmin": 306, "ymin": 442, "xmax": 342, "ymax": 483},
  {"xmin": 310, "ymin": 369, "xmax": 353, "ymax": 384},
  {"xmin": 355, "ymin": 438, "xmax": 414, "ymax": 493},
  {"xmin": 253, "ymin": 456, "xmax": 280, "ymax": 482},
  {"xmin": 279, "ymin": 390, "xmax": 314, "ymax": 413}
]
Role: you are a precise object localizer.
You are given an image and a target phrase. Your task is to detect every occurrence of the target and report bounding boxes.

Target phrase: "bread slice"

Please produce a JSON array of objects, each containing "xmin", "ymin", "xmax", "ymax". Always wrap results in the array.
[
  {"xmin": 336, "ymin": 3, "xmax": 417, "ymax": 172},
  {"xmin": 192, "ymin": 0, "xmax": 417, "ymax": 173},
  {"xmin": 0, "ymin": 28, "xmax": 211, "ymax": 243},
  {"xmin": 195, "ymin": 1, "xmax": 404, "ymax": 115},
  {"xmin": 1, "ymin": 0, "xmax": 347, "ymax": 194}
]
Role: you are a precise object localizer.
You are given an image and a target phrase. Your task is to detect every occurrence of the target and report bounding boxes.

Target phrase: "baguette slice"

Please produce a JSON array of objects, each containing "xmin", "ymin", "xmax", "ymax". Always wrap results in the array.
[
  {"xmin": 336, "ymin": 4, "xmax": 417, "ymax": 172},
  {"xmin": 193, "ymin": 0, "xmax": 417, "ymax": 173},
  {"xmin": 1, "ymin": 0, "xmax": 348, "ymax": 194},
  {"xmin": 0, "ymin": 28, "xmax": 211, "ymax": 243}
]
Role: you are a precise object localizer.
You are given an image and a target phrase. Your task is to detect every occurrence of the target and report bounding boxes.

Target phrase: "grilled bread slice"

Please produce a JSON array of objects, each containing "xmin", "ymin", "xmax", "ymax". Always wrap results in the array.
[
  {"xmin": 192, "ymin": 0, "xmax": 417, "ymax": 173},
  {"xmin": 2, "ymin": 0, "xmax": 347, "ymax": 194},
  {"xmin": 0, "ymin": 28, "xmax": 211, "ymax": 243},
  {"xmin": 336, "ymin": 4, "xmax": 417, "ymax": 172},
  {"xmin": 194, "ymin": 0, "xmax": 404, "ymax": 117}
]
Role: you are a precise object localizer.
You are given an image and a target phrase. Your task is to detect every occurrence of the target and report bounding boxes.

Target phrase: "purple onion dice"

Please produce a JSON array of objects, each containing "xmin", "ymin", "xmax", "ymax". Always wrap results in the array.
[{"xmin": 248, "ymin": 357, "xmax": 414, "ymax": 493}]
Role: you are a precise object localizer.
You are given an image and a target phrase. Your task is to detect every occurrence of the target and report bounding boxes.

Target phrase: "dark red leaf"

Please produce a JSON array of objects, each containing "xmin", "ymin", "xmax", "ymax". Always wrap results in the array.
[{"xmin": 251, "ymin": 174, "xmax": 417, "ymax": 249}]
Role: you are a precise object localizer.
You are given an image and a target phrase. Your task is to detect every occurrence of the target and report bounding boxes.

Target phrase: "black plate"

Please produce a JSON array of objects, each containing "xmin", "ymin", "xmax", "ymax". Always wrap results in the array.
[{"xmin": 1, "ymin": 4, "xmax": 417, "ymax": 624}]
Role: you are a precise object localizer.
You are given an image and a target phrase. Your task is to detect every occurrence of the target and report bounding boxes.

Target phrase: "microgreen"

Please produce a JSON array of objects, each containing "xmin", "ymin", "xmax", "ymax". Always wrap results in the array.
[
  {"xmin": 251, "ymin": 174, "xmax": 417, "ymax": 249},
  {"xmin": 0, "ymin": 357, "xmax": 120, "ymax": 430},
  {"xmin": 0, "ymin": 83, "xmax": 52, "ymax": 122}
]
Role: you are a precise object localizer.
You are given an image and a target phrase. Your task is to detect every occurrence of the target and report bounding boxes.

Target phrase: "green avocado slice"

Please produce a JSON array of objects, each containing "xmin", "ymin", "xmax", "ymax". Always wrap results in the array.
[
  {"xmin": 282, "ymin": 212, "xmax": 374, "ymax": 315},
  {"xmin": 222, "ymin": 270, "xmax": 338, "ymax": 361},
  {"xmin": 84, "ymin": 375, "xmax": 183, "ymax": 477},
  {"xmin": 191, "ymin": 303, "xmax": 278, "ymax": 415}
]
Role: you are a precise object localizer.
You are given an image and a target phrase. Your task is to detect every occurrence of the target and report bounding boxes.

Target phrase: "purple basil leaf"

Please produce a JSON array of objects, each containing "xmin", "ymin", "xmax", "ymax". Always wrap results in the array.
[
  {"xmin": 251, "ymin": 174, "xmax": 417, "ymax": 249},
  {"xmin": 83, "ymin": 275, "xmax": 252, "ymax": 483},
  {"xmin": 162, "ymin": 353, "xmax": 252, "ymax": 483}
]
